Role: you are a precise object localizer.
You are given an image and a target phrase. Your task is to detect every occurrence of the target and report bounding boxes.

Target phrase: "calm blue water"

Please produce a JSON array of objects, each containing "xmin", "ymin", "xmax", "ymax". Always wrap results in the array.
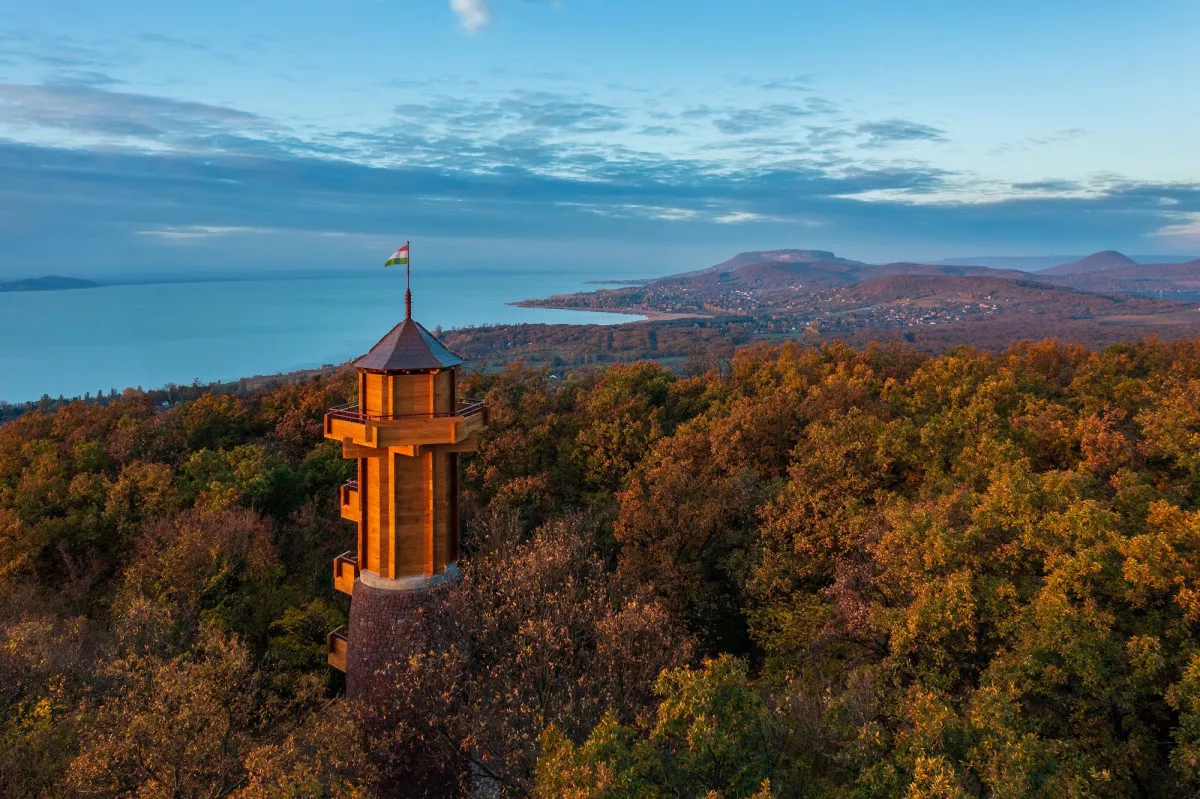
[{"xmin": 0, "ymin": 269, "xmax": 645, "ymax": 404}]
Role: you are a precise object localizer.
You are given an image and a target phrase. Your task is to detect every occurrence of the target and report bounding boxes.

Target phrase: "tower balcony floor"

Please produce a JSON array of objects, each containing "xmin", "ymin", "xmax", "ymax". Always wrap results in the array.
[
  {"xmin": 323, "ymin": 399, "xmax": 487, "ymax": 448},
  {"xmin": 339, "ymin": 480, "xmax": 360, "ymax": 522},
  {"xmin": 327, "ymin": 626, "xmax": 348, "ymax": 672},
  {"xmin": 333, "ymin": 551, "xmax": 359, "ymax": 596}
]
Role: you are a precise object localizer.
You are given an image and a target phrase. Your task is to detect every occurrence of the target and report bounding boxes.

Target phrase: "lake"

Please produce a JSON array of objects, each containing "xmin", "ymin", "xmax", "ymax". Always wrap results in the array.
[{"xmin": 0, "ymin": 268, "xmax": 647, "ymax": 404}]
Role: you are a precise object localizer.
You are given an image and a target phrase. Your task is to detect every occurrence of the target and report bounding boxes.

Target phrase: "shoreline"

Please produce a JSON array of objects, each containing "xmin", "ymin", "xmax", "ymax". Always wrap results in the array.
[{"xmin": 508, "ymin": 300, "xmax": 706, "ymax": 322}]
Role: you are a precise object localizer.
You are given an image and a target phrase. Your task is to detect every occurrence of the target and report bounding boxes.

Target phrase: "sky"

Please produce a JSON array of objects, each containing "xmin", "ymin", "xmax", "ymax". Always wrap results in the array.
[{"xmin": 0, "ymin": 0, "xmax": 1198, "ymax": 281}]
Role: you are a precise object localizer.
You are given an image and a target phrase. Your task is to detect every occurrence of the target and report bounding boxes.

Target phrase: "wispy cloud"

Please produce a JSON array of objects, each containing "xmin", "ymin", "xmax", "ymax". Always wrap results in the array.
[
  {"xmin": 755, "ymin": 75, "xmax": 816, "ymax": 92},
  {"xmin": 0, "ymin": 30, "xmax": 133, "ymax": 72},
  {"xmin": 137, "ymin": 225, "xmax": 275, "ymax": 240},
  {"xmin": 451, "ymin": 0, "xmax": 490, "ymax": 32},
  {"xmin": 1155, "ymin": 213, "xmax": 1200, "ymax": 244},
  {"xmin": 392, "ymin": 90, "xmax": 625, "ymax": 136},
  {"xmin": 856, "ymin": 119, "xmax": 947, "ymax": 148},
  {"xmin": 712, "ymin": 99, "xmax": 836, "ymax": 135},
  {"xmin": 1011, "ymin": 179, "xmax": 1084, "ymax": 193},
  {"xmin": 0, "ymin": 83, "xmax": 271, "ymax": 147},
  {"xmin": 988, "ymin": 128, "xmax": 1086, "ymax": 157},
  {"xmin": 136, "ymin": 32, "xmax": 209, "ymax": 52},
  {"xmin": 715, "ymin": 211, "xmax": 777, "ymax": 224},
  {"xmin": 637, "ymin": 125, "xmax": 681, "ymax": 137}
]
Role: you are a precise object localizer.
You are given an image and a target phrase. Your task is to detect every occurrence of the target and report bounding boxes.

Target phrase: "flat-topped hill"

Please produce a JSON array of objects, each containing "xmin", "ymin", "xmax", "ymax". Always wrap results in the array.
[{"xmin": 0, "ymin": 276, "xmax": 99, "ymax": 292}]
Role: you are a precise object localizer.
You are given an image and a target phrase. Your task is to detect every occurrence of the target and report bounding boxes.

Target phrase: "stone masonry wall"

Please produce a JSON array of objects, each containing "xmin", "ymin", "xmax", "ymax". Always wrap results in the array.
[{"xmin": 346, "ymin": 578, "xmax": 432, "ymax": 705}]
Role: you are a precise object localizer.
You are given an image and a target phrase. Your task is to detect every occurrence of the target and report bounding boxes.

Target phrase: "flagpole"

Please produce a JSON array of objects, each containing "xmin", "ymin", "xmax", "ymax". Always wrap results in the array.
[{"xmin": 405, "ymin": 240, "xmax": 412, "ymax": 320}]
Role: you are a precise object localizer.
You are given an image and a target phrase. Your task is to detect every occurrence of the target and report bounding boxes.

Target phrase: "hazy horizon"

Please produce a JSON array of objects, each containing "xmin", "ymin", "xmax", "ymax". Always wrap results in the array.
[{"xmin": 6, "ymin": 250, "xmax": 1200, "ymax": 286}]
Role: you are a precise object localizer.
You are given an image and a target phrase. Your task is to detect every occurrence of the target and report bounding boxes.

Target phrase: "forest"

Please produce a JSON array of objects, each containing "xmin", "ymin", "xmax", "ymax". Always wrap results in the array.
[{"xmin": 4, "ymin": 335, "xmax": 1200, "ymax": 797}]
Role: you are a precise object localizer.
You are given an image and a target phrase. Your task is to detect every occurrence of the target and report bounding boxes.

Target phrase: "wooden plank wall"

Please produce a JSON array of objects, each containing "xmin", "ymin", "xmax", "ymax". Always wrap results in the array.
[
  {"xmin": 432, "ymin": 451, "xmax": 457, "ymax": 571},
  {"xmin": 433, "ymin": 369, "xmax": 454, "ymax": 415},
  {"xmin": 391, "ymin": 372, "xmax": 434, "ymax": 416},
  {"xmin": 364, "ymin": 372, "xmax": 390, "ymax": 417},
  {"xmin": 365, "ymin": 453, "xmax": 391, "ymax": 576},
  {"xmin": 393, "ymin": 450, "xmax": 433, "ymax": 576},
  {"xmin": 356, "ymin": 457, "xmax": 367, "ymax": 567}
]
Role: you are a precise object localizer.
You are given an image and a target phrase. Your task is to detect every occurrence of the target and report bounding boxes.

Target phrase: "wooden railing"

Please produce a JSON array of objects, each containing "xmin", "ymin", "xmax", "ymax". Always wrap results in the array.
[{"xmin": 326, "ymin": 398, "xmax": 486, "ymax": 424}]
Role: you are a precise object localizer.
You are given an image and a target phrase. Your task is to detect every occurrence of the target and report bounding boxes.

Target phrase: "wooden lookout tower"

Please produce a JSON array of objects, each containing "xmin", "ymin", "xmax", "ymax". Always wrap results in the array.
[{"xmin": 323, "ymin": 292, "xmax": 487, "ymax": 701}]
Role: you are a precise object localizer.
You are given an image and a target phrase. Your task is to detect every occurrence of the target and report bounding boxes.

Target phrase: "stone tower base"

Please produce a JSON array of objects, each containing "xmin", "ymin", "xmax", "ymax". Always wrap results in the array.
[{"xmin": 346, "ymin": 567, "xmax": 459, "ymax": 705}]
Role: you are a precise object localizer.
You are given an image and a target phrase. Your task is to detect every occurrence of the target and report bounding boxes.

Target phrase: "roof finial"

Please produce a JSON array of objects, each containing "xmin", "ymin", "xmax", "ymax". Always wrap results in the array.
[{"xmin": 405, "ymin": 261, "xmax": 412, "ymax": 320}]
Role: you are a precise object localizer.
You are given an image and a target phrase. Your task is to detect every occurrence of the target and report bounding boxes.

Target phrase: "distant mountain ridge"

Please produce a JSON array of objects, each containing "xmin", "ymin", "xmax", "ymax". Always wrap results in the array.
[
  {"xmin": 518, "ymin": 246, "xmax": 1200, "ymax": 351},
  {"xmin": 1041, "ymin": 258, "xmax": 1200, "ymax": 295},
  {"xmin": 647, "ymin": 249, "xmax": 1200, "ymax": 299},
  {"xmin": 0, "ymin": 276, "xmax": 99, "ymax": 292},
  {"xmin": 935, "ymin": 254, "xmax": 1199, "ymax": 270}
]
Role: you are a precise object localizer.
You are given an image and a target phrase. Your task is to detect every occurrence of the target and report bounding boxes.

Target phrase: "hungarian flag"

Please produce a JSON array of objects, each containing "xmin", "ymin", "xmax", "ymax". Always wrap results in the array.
[{"xmin": 385, "ymin": 243, "xmax": 410, "ymax": 267}]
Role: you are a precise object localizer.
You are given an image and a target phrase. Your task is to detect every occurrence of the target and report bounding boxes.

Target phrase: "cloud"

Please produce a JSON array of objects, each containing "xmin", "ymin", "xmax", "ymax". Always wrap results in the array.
[
  {"xmin": 0, "ymin": 83, "xmax": 272, "ymax": 148},
  {"xmin": 46, "ymin": 71, "xmax": 125, "ymax": 88},
  {"xmin": 501, "ymin": 92, "xmax": 623, "ymax": 132},
  {"xmin": 715, "ymin": 211, "xmax": 775, "ymax": 224},
  {"xmin": 392, "ymin": 90, "xmax": 625, "ymax": 137},
  {"xmin": 637, "ymin": 125, "xmax": 681, "ymax": 137},
  {"xmin": 5, "ymin": 131, "xmax": 1193, "ymax": 252},
  {"xmin": 679, "ymin": 106, "xmax": 720, "ymax": 120},
  {"xmin": 136, "ymin": 32, "xmax": 209, "ymax": 52},
  {"xmin": 0, "ymin": 30, "xmax": 133, "ymax": 72},
  {"xmin": 713, "ymin": 99, "xmax": 836, "ymax": 134},
  {"xmin": 613, "ymin": 205, "xmax": 699, "ymax": 221},
  {"xmin": 755, "ymin": 75, "xmax": 816, "ymax": 92},
  {"xmin": 1154, "ymin": 213, "xmax": 1200, "ymax": 244},
  {"xmin": 988, "ymin": 128, "xmax": 1086, "ymax": 157},
  {"xmin": 1011, "ymin": 179, "xmax": 1084, "ymax": 193},
  {"xmin": 856, "ymin": 119, "xmax": 947, "ymax": 148},
  {"xmin": 0, "ymin": 82, "xmax": 1197, "ymax": 277},
  {"xmin": 137, "ymin": 225, "xmax": 276, "ymax": 241},
  {"xmin": 451, "ymin": 0, "xmax": 490, "ymax": 32}
]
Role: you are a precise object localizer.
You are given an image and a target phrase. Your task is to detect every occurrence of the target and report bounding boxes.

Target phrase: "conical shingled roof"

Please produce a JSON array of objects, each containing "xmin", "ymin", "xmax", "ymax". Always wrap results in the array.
[{"xmin": 353, "ymin": 317, "xmax": 465, "ymax": 371}]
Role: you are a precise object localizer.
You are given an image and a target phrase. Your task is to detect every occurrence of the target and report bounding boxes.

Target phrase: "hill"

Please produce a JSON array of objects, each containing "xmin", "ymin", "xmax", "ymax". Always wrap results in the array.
[
  {"xmin": 1039, "ymin": 250, "xmax": 1139, "ymax": 276},
  {"xmin": 805, "ymin": 273, "xmax": 1200, "ymax": 351},
  {"xmin": 518, "ymin": 249, "xmax": 1030, "ymax": 315},
  {"xmin": 848, "ymin": 272, "xmax": 1169, "ymax": 311},
  {"xmin": 0, "ymin": 276, "xmax": 99, "ymax": 292},
  {"xmin": 934, "ymin": 254, "xmax": 1078, "ymax": 270},
  {"xmin": 511, "ymin": 248, "xmax": 1200, "ymax": 359},
  {"xmin": 686, "ymin": 249, "xmax": 865, "ymax": 276},
  {"xmin": 935, "ymin": 253, "xmax": 1200, "ymax": 271},
  {"xmin": 654, "ymin": 256, "xmax": 863, "ymax": 291},
  {"xmin": 1042, "ymin": 258, "xmax": 1200, "ymax": 297},
  {"xmin": 858, "ymin": 261, "xmax": 1028, "ymax": 281},
  {"xmin": 663, "ymin": 250, "xmax": 1024, "ymax": 290}
]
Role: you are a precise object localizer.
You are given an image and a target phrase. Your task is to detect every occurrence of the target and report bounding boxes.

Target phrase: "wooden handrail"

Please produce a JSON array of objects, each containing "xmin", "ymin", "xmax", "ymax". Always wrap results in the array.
[{"xmin": 326, "ymin": 399, "xmax": 486, "ymax": 423}]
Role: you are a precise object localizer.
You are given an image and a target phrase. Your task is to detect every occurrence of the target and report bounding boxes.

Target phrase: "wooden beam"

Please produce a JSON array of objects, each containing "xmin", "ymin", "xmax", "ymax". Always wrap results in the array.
[
  {"xmin": 343, "ymin": 439, "xmax": 388, "ymax": 459},
  {"xmin": 432, "ymin": 433, "xmax": 480, "ymax": 453}
]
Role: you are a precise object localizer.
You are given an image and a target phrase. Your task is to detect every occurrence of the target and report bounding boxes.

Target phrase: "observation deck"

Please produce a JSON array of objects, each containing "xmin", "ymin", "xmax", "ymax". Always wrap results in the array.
[{"xmin": 324, "ymin": 398, "xmax": 488, "ymax": 449}]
